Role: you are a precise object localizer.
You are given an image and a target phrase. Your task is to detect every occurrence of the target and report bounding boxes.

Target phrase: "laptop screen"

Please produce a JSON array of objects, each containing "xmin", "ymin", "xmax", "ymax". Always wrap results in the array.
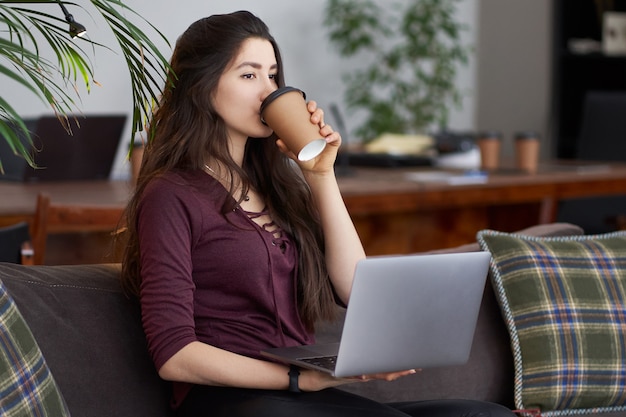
[{"xmin": 0, "ymin": 114, "xmax": 127, "ymax": 182}]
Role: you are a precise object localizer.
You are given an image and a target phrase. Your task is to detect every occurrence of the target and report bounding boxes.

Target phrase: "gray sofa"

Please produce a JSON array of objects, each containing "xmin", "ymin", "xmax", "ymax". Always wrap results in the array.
[{"xmin": 3, "ymin": 222, "xmax": 621, "ymax": 417}]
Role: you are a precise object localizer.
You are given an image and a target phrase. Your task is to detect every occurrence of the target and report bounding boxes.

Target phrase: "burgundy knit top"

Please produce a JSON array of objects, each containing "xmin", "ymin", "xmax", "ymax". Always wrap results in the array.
[{"xmin": 136, "ymin": 170, "xmax": 314, "ymax": 408}]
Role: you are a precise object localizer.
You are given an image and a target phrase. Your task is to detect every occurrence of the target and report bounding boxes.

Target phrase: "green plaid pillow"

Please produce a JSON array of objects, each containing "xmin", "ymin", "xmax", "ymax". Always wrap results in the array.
[
  {"xmin": 477, "ymin": 230, "xmax": 626, "ymax": 417},
  {"xmin": 0, "ymin": 279, "xmax": 70, "ymax": 417}
]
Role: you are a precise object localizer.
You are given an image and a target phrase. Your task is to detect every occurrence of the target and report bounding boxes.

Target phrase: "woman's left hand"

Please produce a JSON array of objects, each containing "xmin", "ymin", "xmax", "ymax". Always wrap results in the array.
[{"xmin": 275, "ymin": 100, "xmax": 341, "ymax": 174}]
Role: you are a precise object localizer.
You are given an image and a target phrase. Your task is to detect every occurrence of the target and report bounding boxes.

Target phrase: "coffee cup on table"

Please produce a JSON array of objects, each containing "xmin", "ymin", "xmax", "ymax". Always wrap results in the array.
[
  {"xmin": 476, "ymin": 130, "xmax": 502, "ymax": 171},
  {"xmin": 515, "ymin": 131, "xmax": 540, "ymax": 173},
  {"xmin": 260, "ymin": 86, "xmax": 326, "ymax": 161}
]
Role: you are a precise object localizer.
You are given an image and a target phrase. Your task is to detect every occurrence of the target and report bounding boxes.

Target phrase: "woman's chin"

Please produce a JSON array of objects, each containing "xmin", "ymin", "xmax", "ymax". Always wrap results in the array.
[{"xmin": 252, "ymin": 127, "xmax": 274, "ymax": 139}]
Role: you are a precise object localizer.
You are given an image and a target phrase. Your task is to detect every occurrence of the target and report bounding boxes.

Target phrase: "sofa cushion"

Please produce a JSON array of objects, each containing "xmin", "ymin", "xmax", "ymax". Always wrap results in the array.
[
  {"xmin": 0, "ymin": 279, "xmax": 70, "ymax": 417},
  {"xmin": 477, "ymin": 230, "xmax": 626, "ymax": 417},
  {"xmin": 0, "ymin": 263, "xmax": 173, "ymax": 417}
]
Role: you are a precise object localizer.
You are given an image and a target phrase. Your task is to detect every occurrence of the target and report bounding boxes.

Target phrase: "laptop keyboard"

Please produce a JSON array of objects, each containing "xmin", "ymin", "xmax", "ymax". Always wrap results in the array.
[{"xmin": 298, "ymin": 355, "xmax": 338, "ymax": 371}]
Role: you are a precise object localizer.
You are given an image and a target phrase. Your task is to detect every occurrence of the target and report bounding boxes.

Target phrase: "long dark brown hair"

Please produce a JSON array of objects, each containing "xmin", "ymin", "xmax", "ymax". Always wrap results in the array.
[{"xmin": 120, "ymin": 11, "xmax": 335, "ymax": 329}]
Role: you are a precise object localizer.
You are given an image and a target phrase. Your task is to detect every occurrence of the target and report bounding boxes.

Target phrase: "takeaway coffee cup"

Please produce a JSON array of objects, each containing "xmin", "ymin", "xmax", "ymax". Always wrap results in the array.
[
  {"xmin": 476, "ymin": 131, "xmax": 502, "ymax": 171},
  {"xmin": 515, "ymin": 131, "xmax": 540, "ymax": 173},
  {"xmin": 260, "ymin": 86, "xmax": 326, "ymax": 161}
]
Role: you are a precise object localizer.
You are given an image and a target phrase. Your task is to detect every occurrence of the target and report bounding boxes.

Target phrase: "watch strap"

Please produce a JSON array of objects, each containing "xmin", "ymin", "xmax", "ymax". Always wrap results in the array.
[{"xmin": 288, "ymin": 365, "xmax": 301, "ymax": 393}]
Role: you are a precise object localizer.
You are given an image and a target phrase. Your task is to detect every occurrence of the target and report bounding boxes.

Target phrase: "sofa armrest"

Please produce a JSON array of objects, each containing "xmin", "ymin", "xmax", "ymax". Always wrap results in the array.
[{"xmin": 424, "ymin": 222, "xmax": 584, "ymax": 255}]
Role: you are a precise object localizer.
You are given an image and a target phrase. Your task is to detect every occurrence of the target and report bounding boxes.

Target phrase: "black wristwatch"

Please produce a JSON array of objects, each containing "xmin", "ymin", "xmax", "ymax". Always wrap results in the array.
[{"xmin": 288, "ymin": 365, "xmax": 301, "ymax": 393}]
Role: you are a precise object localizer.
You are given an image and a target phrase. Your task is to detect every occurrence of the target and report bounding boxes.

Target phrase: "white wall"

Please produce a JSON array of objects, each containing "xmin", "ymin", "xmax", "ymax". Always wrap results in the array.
[
  {"xmin": 476, "ymin": 0, "xmax": 552, "ymax": 160},
  {"xmin": 3, "ymin": 1, "xmax": 485, "ymax": 179}
]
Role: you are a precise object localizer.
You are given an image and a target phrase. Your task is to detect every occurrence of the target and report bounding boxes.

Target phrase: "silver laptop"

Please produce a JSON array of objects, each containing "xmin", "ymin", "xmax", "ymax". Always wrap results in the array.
[{"xmin": 261, "ymin": 251, "xmax": 491, "ymax": 377}]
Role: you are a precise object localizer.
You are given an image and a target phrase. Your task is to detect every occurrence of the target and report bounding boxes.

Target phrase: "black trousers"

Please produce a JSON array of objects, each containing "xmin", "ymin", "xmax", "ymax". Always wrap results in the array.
[{"xmin": 177, "ymin": 385, "xmax": 517, "ymax": 417}]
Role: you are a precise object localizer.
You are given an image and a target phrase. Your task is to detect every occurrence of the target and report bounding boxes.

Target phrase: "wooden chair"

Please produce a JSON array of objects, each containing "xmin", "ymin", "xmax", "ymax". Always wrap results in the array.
[
  {"xmin": 0, "ymin": 221, "xmax": 34, "ymax": 265},
  {"xmin": 31, "ymin": 193, "xmax": 126, "ymax": 265}
]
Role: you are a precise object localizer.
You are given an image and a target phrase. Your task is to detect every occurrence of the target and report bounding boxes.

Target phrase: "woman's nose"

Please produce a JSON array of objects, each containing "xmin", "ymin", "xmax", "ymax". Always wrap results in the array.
[{"xmin": 261, "ymin": 84, "xmax": 277, "ymax": 102}]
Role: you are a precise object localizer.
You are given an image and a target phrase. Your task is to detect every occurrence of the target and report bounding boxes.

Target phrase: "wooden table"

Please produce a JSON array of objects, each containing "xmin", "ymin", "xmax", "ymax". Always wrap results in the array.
[
  {"xmin": 339, "ymin": 162, "xmax": 626, "ymax": 253},
  {"xmin": 0, "ymin": 180, "xmax": 132, "ymax": 226},
  {"xmin": 2, "ymin": 162, "xmax": 626, "ymax": 262},
  {"xmin": 0, "ymin": 180, "xmax": 133, "ymax": 264}
]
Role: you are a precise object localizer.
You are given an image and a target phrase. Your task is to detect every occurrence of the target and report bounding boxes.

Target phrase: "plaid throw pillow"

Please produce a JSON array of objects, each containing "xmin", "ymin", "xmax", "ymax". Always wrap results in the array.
[
  {"xmin": 477, "ymin": 230, "xmax": 626, "ymax": 417},
  {"xmin": 0, "ymin": 280, "xmax": 70, "ymax": 417}
]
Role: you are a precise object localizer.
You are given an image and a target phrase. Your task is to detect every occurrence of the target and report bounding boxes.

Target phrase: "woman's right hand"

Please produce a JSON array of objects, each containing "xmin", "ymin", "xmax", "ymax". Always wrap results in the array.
[{"xmin": 298, "ymin": 368, "xmax": 419, "ymax": 391}]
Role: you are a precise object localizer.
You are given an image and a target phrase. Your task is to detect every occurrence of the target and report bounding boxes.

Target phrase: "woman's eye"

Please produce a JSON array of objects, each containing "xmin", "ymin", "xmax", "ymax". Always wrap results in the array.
[
  {"xmin": 269, "ymin": 74, "xmax": 277, "ymax": 80},
  {"xmin": 242, "ymin": 73, "xmax": 255, "ymax": 79}
]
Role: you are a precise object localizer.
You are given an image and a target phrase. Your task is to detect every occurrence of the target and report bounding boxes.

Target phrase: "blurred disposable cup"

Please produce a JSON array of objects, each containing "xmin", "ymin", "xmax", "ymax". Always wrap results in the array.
[
  {"xmin": 260, "ymin": 86, "xmax": 326, "ymax": 161},
  {"xmin": 515, "ymin": 131, "xmax": 540, "ymax": 173},
  {"xmin": 476, "ymin": 131, "xmax": 502, "ymax": 171}
]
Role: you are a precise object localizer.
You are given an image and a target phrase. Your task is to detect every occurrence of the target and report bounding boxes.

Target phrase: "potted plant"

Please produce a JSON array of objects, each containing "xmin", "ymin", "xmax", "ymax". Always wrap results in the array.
[
  {"xmin": 323, "ymin": 0, "xmax": 470, "ymax": 143},
  {"xmin": 0, "ymin": 0, "xmax": 171, "ymax": 171}
]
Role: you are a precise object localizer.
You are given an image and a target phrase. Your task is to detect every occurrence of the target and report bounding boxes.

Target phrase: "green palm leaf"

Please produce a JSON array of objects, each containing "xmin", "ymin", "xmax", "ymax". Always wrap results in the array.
[{"xmin": 0, "ymin": 0, "xmax": 172, "ymax": 171}]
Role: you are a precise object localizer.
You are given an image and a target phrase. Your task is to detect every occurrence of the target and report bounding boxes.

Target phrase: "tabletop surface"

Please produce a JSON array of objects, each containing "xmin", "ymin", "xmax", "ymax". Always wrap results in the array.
[{"xmin": 2, "ymin": 161, "xmax": 626, "ymax": 216}]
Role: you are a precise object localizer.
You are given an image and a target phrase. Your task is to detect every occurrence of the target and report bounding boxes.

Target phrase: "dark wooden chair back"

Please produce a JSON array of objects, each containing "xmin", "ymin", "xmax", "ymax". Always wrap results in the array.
[{"xmin": 31, "ymin": 193, "xmax": 125, "ymax": 265}]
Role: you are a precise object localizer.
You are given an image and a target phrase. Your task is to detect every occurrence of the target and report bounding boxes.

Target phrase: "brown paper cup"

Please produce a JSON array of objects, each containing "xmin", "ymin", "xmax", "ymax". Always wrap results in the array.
[
  {"xmin": 476, "ymin": 132, "xmax": 502, "ymax": 171},
  {"xmin": 260, "ymin": 86, "xmax": 326, "ymax": 161},
  {"xmin": 515, "ymin": 132, "xmax": 540, "ymax": 173}
]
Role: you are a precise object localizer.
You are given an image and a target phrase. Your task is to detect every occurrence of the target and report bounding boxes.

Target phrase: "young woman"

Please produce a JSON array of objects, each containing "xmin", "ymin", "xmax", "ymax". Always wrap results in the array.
[{"xmin": 121, "ymin": 10, "xmax": 516, "ymax": 417}]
